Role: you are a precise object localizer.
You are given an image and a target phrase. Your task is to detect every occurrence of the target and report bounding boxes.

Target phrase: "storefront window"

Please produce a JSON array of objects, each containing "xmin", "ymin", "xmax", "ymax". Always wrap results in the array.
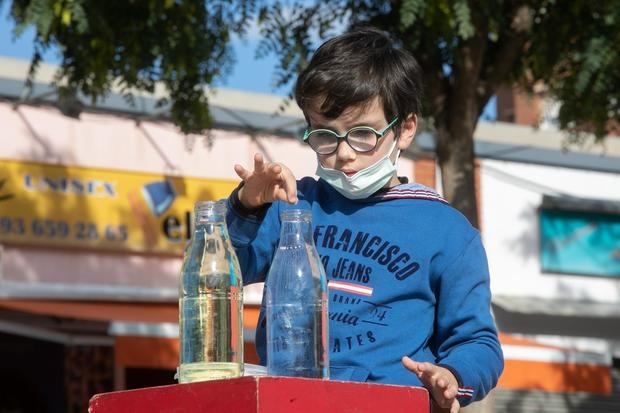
[{"xmin": 540, "ymin": 196, "xmax": 620, "ymax": 277}]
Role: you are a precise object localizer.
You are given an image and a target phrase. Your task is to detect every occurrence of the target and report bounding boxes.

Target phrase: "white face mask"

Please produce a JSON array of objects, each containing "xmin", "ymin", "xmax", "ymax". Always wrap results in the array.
[{"xmin": 316, "ymin": 139, "xmax": 400, "ymax": 199}]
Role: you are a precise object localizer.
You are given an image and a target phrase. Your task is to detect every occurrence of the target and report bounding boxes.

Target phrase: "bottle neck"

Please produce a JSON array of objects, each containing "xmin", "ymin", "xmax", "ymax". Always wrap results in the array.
[
  {"xmin": 193, "ymin": 201, "xmax": 229, "ymax": 238},
  {"xmin": 279, "ymin": 219, "xmax": 313, "ymax": 246},
  {"xmin": 194, "ymin": 220, "xmax": 228, "ymax": 236}
]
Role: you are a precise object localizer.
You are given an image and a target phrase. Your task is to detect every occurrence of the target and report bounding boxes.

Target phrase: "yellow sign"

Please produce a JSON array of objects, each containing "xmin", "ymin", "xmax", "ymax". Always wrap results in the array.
[{"xmin": 0, "ymin": 159, "xmax": 239, "ymax": 254}]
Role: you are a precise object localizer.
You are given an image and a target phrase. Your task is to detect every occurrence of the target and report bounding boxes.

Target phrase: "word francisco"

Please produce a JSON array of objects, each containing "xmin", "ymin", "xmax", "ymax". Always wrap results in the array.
[{"xmin": 314, "ymin": 224, "xmax": 420, "ymax": 280}]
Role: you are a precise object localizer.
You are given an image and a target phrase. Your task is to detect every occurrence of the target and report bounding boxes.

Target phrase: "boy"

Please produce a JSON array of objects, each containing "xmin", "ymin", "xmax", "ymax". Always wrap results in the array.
[{"xmin": 225, "ymin": 27, "xmax": 503, "ymax": 412}]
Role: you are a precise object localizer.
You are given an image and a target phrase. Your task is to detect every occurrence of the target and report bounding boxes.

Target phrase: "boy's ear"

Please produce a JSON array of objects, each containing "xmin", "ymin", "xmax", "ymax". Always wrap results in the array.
[{"xmin": 397, "ymin": 114, "xmax": 418, "ymax": 150}]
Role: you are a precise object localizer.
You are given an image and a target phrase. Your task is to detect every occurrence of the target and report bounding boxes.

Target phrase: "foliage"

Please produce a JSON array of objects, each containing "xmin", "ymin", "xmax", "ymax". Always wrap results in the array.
[
  {"xmin": 257, "ymin": 0, "xmax": 620, "ymax": 139},
  {"xmin": 523, "ymin": 2, "xmax": 620, "ymax": 138},
  {"xmin": 3, "ymin": 0, "xmax": 260, "ymax": 133}
]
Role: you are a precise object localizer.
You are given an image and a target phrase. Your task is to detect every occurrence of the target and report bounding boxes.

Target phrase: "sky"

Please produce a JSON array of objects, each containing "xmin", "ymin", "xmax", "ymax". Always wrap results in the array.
[
  {"xmin": 0, "ymin": 2, "xmax": 285, "ymax": 96},
  {"xmin": 0, "ymin": 3, "xmax": 495, "ymax": 119}
]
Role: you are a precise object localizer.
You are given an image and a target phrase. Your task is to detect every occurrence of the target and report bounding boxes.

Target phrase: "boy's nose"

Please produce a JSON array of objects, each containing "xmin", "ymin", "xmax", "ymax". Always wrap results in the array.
[{"xmin": 335, "ymin": 139, "xmax": 356, "ymax": 162}]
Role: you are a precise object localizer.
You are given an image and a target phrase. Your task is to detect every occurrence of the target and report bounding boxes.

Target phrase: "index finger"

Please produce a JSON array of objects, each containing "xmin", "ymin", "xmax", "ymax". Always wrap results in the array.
[
  {"xmin": 234, "ymin": 164, "xmax": 250, "ymax": 180},
  {"xmin": 276, "ymin": 164, "xmax": 298, "ymax": 204}
]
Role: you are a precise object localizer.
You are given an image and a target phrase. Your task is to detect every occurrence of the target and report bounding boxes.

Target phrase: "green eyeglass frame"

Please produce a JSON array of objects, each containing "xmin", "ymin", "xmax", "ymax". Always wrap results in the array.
[{"xmin": 302, "ymin": 117, "xmax": 399, "ymax": 155}]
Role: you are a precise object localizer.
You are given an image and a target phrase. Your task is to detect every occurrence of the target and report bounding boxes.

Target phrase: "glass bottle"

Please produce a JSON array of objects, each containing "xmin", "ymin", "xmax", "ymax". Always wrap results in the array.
[
  {"xmin": 178, "ymin": 201, "xmax": 244, "ymax": 383},
  {"xmin": 266, "ymin": 209, "xmax": 329, "ymax": 378}
]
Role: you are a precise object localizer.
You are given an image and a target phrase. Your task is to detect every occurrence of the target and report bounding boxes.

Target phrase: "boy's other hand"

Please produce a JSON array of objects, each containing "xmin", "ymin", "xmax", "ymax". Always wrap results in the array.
[
  {"xmin": 401, "ymin": 356, "xmax": 460, "ymax": 413},
  {"xmin": 234, "ymin": 153, "xmax": 298, "ymax": 208}
]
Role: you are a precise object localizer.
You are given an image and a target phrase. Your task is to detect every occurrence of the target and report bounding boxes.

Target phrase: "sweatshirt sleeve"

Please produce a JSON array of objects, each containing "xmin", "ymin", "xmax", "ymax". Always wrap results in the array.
[
  {"xmin": 432, "ymin": 233, "xmax": 504, "ymax": 406},
  {"xmin": 225, "ymin": 184, "xmax": 281, "ymax": 285}
]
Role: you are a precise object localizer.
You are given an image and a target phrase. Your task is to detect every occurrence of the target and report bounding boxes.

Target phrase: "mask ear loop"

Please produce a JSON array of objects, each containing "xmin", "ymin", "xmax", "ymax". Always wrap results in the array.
[
  {"xmin": 388, "ymin": 135, "xmax": 401, "ymax": 164},
  {"xmin": 389, "ymin": 119, "xmax": 403, "ymax": 161},
  {"xmin": 387, "ymin": 137, "xmax": 402, "ymax": 188}
]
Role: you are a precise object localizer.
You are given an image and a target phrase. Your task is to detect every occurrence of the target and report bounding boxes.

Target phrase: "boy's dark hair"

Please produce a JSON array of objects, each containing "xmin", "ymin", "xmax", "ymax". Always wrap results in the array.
[{"xmin": 295, "ymin": 27, "xmax": 423, "ymax": 128}]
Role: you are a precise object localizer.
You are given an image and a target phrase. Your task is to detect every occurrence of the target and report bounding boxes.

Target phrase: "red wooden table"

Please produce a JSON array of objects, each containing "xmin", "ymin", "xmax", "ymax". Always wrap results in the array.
[{"xmin": 89, "ymin": 376, "xmax": 429, "ymax": 413}]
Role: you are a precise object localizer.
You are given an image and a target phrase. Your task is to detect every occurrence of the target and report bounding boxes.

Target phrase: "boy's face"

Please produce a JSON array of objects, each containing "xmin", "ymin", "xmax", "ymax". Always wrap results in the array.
[{"xmin": 306, "ymin": 97, "xmax": 417, "ymax": 186}]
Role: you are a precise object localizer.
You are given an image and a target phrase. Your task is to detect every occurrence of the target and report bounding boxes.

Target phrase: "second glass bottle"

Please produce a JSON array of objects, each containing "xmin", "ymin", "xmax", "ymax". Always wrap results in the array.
[{"xmin": 265, "ymin": 209, "xmax": 329, "ymax": 378}]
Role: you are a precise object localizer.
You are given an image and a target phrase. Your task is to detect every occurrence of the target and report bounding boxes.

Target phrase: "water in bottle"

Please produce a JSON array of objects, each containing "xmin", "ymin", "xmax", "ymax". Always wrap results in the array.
[
  {"xmin": 178, "ymin": 201, "xmax": 244, "ymax": 383},
  {"xmin": 266, "ymin": 208, "xmax": 329, "ymax": 378}
]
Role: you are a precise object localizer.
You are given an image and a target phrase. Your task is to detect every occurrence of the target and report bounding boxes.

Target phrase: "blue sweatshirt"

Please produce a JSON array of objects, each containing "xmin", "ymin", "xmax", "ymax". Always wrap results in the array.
[{"xmin": 226, "ymin": 177, "xmax": 503, "ymax": 406}]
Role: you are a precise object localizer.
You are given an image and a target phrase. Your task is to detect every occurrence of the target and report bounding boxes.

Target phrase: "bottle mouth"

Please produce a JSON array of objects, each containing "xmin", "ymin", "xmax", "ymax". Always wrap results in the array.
[
  {"xmin": 195, "ymin": 200, "xmax": 227, "ymax": 217},
  {"xmin": 280, "ymin": 208, "xmax": 312, "ymax": 222}
]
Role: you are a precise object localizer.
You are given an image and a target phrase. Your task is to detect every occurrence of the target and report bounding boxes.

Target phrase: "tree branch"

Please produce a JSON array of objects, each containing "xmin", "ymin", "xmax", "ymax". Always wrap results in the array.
[
  {"xmin": 477, "ymin": 3, "xmax": 532, "ymax": 115},
  {"xmin": 449, "ymin": 17, "xmax": 488, "ymax": 134},
  {"xmin": 417, "ymin": 48, "xmax": 449, "ymax": 125}
]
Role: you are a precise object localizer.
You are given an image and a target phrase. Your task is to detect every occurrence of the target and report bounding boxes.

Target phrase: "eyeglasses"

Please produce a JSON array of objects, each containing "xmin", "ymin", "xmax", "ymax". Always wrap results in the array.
[{"xmin": 302, "ymin": 117, "xmax": 399, "ymax": 155}]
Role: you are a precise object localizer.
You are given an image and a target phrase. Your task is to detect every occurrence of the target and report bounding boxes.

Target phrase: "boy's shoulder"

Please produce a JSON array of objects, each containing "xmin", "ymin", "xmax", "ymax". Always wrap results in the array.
[{"xmin": 371, "ymin": 182, "xmax": 480, "ymax": 239}]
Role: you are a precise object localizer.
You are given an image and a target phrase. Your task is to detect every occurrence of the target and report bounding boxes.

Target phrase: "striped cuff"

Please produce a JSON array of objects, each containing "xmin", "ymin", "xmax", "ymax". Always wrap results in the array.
[
  {"xmin": 437, "ymin": 363, "xmax": 474, "ymax": 400},
  {"xmin": 456, "ymin": 386, "xmax": 474, "ymax": 399}
]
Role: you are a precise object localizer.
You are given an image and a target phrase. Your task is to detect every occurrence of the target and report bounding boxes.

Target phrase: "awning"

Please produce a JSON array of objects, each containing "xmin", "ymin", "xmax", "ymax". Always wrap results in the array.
[
  {"xmin": 542, "ymin": 194, "xmax": 620, "ymax": 215},
  {"xmin": 492, "ymin": 295, "xmax": 620, "ymax": 344},
  {"xmin": 493, "ymin": 295, "xmax": 620, "ymax": 318},
  {"xmin": 0, "ymin": 299, "xmax": 261, "ymax": 369},
  {"xmin": 498, "ymin": 333, "xmax": 612, "ymax": 395},
  {"xmin": 0, "ymin": 299, "xmax": 179, "ymax": 323}
]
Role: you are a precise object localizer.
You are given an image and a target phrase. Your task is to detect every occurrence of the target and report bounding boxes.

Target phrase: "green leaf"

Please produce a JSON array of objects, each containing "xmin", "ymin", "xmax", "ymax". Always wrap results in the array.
[{"xmin": 453, "ymin": 0, "xmax": 474, "ymax": 39}]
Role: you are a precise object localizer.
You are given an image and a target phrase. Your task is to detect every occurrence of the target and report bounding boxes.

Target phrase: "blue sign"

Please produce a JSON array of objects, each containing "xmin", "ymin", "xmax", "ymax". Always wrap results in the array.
[{"xmin": 540, "ymin": 209, "xmax": 620, "ymax": 277}]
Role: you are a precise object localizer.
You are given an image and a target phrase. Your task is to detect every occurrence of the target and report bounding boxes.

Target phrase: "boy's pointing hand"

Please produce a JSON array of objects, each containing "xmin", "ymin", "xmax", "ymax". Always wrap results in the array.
[
  {"xmin": 234, "ymin": 153, "xmax": 298, "ymax": 208},
  {"xmin": 402, "ymin": 356, "xmax": 460, "ymax": 413}
]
